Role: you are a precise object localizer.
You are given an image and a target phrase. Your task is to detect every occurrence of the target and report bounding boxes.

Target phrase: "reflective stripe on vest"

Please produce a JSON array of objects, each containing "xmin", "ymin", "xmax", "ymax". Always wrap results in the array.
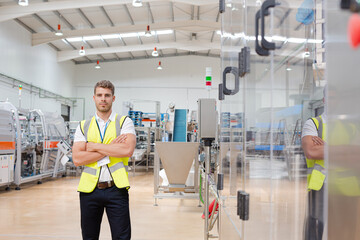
[
  {"xmin": 115, "ymin": 114, "xmax": 121, "ymax": 137},
  {"xmin": 83, "ymin": 119, "xmax": 91, "ymax": 140},
  {"xmin": 83, "ymin": 166, "xmax": 97, "ymax": 176},
  {"xmin": 78, "ymin": 114, "xmax": 130, "ymax": 193},
  {"xmin": 307, "ymin": 164, "xmax": 326, "ymax": 175},
  {"xmin": 306, "ymin": 115, "xmax": 326, "ymax": 191},
  {"xmin": 109, "ymin": 161, "xmax": 129, "ymax": 173}
]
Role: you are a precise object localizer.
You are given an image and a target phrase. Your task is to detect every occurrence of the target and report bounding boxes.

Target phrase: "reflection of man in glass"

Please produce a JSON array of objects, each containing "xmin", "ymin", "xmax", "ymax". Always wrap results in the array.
[
  {"xmin": 326, "ymin": 88, "xmax": 360, "ymax": 240},
  {"xmin": 301, "ymin": 86, "xmax": 326, "ymax": 240}
]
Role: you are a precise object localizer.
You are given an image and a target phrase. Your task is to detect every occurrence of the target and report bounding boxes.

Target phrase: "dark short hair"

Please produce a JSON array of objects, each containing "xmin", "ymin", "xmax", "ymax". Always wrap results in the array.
[{"xmin": 94, "ymin": 80, "xmax": 115, "ymax": 95}]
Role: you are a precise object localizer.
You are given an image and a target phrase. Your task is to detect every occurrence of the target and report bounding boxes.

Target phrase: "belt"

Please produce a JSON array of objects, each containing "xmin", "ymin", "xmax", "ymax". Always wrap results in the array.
[{"xmin": 97, "ymin": 181, "xmax": 115, "ymax": 189}]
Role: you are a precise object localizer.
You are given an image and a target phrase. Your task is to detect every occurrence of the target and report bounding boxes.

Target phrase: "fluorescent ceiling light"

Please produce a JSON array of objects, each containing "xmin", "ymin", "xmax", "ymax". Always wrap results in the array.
[
  {"xmin": 65, "ymin": 30, "xmax": 173, "ymax": 42},
  {"xmin": 287, "ymin": 38, "xmax": 307, "ymax": 43},
  {"xmin": 234, "ymin": 32, "xmax": 245, "ymax": 38},
  {"xmin": 246, "ymin": 36, "xmax": 256, "ymax": 41},
  {"xmin": 67, "ymin": 37, "xmax": 83, "ymax": 42},
  {"xmin": 102, "ymin": 34, "xmax": 120, "ymax": 39},
  {"xmin": 215, "ymin": 32, "xmax": 323, "ymax": 44},
  {"xmin": 157, "ymin": 30, "xmax": 173, "ymax": 35},
  {"xmin": 83, "ymin": 36, "xmax": 102, "ymax": 41},
  {"xmin": 272, "ymin": 35, "xmax": 287, "ymax": 41},
  {"xmin": 308, "ymin": 39, "xmax": 323, "ymax": 43},
  {"xmin": 120, "ymin": 32, "xmax": 140, "ymax": 38}
]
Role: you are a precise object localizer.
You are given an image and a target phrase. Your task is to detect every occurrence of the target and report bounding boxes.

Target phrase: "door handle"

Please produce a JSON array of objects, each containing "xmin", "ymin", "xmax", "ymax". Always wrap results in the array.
[
  {"xmin": 219, "ymin": 0, "xmax": 225, "ymax": 13},
  {"xmin": 222, "ymin": 67, "xmax": 239, "ymax": 95},
  {"xmin": 218, "ymin": 83, "xmax": 225, "ymax": 100},
  {"xmin": 261, "ymin": 0, "xmax": 278, "ymax": 50},
  {"xmin": 255, "ymin": 10, "xmax": 270, "ymax": 56}
]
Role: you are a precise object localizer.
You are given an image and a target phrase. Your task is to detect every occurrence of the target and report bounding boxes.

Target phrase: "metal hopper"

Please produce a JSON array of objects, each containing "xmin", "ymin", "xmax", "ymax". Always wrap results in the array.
[{"xmin": 155, "ymin": 142, "xmax": 199, "ymax": 186}]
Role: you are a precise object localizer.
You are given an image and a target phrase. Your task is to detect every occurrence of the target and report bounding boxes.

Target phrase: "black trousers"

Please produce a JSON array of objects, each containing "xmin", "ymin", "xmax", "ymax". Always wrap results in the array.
[
  {"xmin": 79, "ymin": 186, "xmax": 131, "ymax": 240},
  {"xmin": 304, "ymin": 187, "xmax": 324, "ymax": 240}
]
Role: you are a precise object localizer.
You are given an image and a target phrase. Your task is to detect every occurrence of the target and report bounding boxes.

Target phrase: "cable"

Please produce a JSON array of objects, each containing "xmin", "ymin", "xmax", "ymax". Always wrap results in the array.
[{"xmin": 199, "ymin": 173, "xmax": 204, "ymax": 204}]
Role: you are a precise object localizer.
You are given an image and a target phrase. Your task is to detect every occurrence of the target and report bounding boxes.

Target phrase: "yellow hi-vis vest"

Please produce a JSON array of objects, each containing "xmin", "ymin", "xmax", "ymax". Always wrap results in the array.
[
  {"xmin": 328, "ymin": 121, "xmax": 360, "ymax": 196},
  {"xmin": 77, "ymin": 114, "xmax": 130, "ymax": 193},
  {"xmin": 306, "ymin": 115, "xmax": 326, "ymax": 191}
]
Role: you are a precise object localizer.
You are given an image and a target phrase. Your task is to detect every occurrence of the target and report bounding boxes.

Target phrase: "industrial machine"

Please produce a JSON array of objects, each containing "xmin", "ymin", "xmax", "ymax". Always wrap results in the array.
[
  {"xmin": 0, "ymin": 102, "xmax": 68, "ymax": 189},
  {"xmin": 0, "ymin": 106, "xmax": 16, "ymax": 190},
  {"xmin": 153, "ymin": 142, "xmax": 200, "ymax": 205},
  {"xmin": 198, "ymin": 98, "xmax": 220, "ymax": 240},
  {"xmin": 54, "ymin": 140, "xmax": 71, "ymax": 176},
  {"xmin": 154, "ymin": 106, "xmax": 200, "ymax": 205}
]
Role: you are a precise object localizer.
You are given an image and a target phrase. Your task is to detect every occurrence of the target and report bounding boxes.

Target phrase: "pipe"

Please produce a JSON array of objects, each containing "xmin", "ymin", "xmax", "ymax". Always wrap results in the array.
[{"xmin": 0, "ymin": 72, "xmax": 76, "ymax": 107}]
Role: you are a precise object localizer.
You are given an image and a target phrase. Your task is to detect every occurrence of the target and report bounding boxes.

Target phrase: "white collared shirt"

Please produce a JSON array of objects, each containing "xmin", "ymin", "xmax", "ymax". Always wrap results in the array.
[{"xmin": 74, "ymin": 112, "xmax": 135, "ymax": 182}]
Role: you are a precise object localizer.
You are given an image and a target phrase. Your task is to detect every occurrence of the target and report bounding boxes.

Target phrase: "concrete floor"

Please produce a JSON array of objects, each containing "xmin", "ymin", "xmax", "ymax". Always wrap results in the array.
[{"xmin": 0, "ymin": 173, "xmax": 204, "ymax": 240}]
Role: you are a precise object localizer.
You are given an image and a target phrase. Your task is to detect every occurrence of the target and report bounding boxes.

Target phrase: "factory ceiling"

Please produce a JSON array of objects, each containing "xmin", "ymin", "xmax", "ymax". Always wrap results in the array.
[
  {"xmin": 0, "ymin": 0, "xmax": 319, "ymax": 65},
  {"xmin": 0, "ymin": 0, "xmax": 221, "ymax": 64}
]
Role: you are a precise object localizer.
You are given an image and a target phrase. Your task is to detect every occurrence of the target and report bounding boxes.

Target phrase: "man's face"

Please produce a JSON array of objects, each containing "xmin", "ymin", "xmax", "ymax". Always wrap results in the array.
[{"xmin": 93, "ymin": 87, "xmax": 115, "ymax": 113}]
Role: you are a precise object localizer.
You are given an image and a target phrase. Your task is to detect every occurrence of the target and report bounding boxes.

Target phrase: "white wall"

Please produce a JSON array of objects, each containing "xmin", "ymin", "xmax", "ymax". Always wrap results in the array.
[
  {"xmin": 0, "ymin": 20, "xmax": 75, "ymax": 115},
  {"xmin": 73, "ymin": 55, "xmax": 221, "ymax": 120}
]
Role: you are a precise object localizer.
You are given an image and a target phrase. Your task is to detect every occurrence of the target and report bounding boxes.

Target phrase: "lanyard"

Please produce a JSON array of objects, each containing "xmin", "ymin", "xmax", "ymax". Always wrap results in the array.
[{"xmin": 96, "ymin": 119, "xmax": 109, "ymax": 143}]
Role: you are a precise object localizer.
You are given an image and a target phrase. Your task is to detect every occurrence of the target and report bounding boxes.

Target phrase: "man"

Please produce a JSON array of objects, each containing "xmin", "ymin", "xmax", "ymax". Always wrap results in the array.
[
  {"xmin": 302, "ymin": 87, "xmax": 326, "ymax": 240},
  {"xmin": 72, "ymin": 80, "xmax": 136, "ymax": 240}
]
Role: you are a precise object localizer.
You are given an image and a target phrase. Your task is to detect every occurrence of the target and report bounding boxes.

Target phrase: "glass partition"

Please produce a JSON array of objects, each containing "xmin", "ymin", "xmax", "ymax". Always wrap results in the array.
[
  {"xmin": 219, "ymin": 0, "xmax": 323, "ymax": 238},
  {"xmin": 326, "ymin": 1, "xmax": 360, "ymax": 239}
]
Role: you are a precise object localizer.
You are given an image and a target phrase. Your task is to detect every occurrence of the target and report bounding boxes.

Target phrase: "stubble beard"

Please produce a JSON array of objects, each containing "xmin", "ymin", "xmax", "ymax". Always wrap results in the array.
[{"xmin": 97, "ymin": 102, "xmax": 112, "ymax": 113}]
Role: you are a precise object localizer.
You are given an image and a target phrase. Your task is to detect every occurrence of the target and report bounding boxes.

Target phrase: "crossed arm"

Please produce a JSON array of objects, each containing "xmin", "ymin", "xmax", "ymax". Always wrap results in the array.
[
  {"xmin": 72, "ymin": 134, "xmax": 136, "ymax": 167},
  {"xmin": 302, "ymin": 135, "xmax": 325, "ymax": 160}
]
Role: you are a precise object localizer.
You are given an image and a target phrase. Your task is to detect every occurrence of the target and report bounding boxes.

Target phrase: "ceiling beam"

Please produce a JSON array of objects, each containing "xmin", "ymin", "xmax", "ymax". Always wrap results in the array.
[
  {"xmin": 14, "ymin": 18, "xmax": 35, "ymax": 34},
  {"xmin": 53, "ymin": 10, "xmax": 75, "ymax": 30},
  {"xmin": 15, "ymin": 17, "xmax": 77, "ymax": 64},
  {"xmin": 0, "ymin": 0, "xmax": 218, "ymax": 23},
  {"xmin": 57, "ymin": 40, "xmax": 220, "ymax": 62},
  {"xmin": 100, "ymin": 7, "xmax": 114, "ymax": 27},
  {"xmin": 32, "ymin": 20, "xmax": 220, "ymax": 46},
  {"xmin": 170, "ymin": 2, "xmax": 177, "ymax": 56},
  {"xmin": 208, "ymin": 11, "xmax": 220, "ymax": 56},
  {"xmin": 147, "ymin": 2, "xmax": 163, "ymax": 57},
  {"xmin": 58, "ymin": 39, "xmax": 305, "ymax": 62},
  {"xmin": 33, "ymin": 13, "xmax": 54, "ymax": 32},
  {"xmin": 77, "ymin": 8, "xmax": 95, "ymax": 28},
  {"xmin": 75, "ymin": 51, "xmax": 220, "ymax": 65},
  {"xmin": 123, "ymin": 4, "xmax": 135, "ymax": 25}
]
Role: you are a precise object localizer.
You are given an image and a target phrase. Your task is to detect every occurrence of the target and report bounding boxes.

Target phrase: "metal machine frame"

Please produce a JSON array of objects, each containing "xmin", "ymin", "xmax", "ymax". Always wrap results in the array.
[
  {"xmin": 0, "ymin": 105, "xmax": 16, "ymax": 190},
  {"xmin": 0, "ymin": 102, "xmax": 67, "ymax": 189},
  {"xmin": 153, "ymin": 142, "xmax": 200, "ymax": 206}
]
